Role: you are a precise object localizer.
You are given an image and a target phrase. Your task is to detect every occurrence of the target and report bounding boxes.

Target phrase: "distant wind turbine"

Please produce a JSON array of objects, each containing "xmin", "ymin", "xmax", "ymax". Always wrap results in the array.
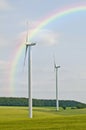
[
  {"xmin": 54, "ymin": 57, "xmax": 60, "ymax": 111},
  {"xmin": 24, "ymin": 22, "xmax": 36, "ymax": 118}
]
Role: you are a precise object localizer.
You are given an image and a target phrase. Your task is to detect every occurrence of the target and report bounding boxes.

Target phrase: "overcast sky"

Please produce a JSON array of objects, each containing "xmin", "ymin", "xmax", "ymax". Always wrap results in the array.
[{"xmin": 0, "ymin": 0, "xmax": 86, "ymax": 103}]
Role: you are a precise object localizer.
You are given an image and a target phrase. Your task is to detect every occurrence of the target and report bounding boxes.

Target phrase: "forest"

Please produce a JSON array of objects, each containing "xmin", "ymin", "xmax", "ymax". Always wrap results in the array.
[{"xmin": 0, "ymin": 97, "xmax": 86, "ymax": 108}]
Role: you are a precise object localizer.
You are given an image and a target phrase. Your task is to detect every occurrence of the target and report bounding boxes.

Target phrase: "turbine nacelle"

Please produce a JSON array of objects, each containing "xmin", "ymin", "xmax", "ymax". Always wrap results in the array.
[
  {"xmin": 53, "ymin": 56, "xmax": 60, "ymax": 70},
  {"xmin": 55, "ymin": 65, "xmax": 60, "ymax": 69},
  {"xmin": 24, "ymin": 42, "xmax": 36, "ymax": 66},
  {"xmin": 25, "ymin": 42, "xmax": 36, "ymax": 46}
]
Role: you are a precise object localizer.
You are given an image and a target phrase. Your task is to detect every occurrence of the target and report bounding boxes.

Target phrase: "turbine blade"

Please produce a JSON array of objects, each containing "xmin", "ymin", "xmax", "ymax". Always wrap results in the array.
[
  {"xmin": 53, "ymin": 54, "xmax": 56, "ymax": 71},
  {"xmin": 26, "ymin": 21, "xmax": 29, "ymax": 43},
  {"xmin": 26, "ymin": 32, "xmax": 28, "ymax": 43},
  {"xmin": 24, "ymin": 21, "xmax": 29, "ymax": 66},
  {"xmin": 24, "ymin": 45, "xmax": 28, "ymax": 66},
  {"xmin": 25, "ymin": 21, "xmax": 31, "ymax": 44},
  {"xmin": 54, "ymin": 59, "xmax": 56, "ymax": 68}
]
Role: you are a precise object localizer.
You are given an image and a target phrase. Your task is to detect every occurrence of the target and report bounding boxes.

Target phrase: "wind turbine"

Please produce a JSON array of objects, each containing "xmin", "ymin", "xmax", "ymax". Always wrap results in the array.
[
  {"xmin": 54, "ymin": 58, "xmax": 60, "ymax": 111},
  {"xmin": 24, "ymin": 22, "xmax": 36, "ymax": 118}
]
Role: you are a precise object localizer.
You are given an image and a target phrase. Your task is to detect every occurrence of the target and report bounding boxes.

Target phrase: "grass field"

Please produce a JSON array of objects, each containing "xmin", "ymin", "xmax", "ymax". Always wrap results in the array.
[{"xmin": 0, "ymin": 107, "xmax": 86, "ymax": 130}]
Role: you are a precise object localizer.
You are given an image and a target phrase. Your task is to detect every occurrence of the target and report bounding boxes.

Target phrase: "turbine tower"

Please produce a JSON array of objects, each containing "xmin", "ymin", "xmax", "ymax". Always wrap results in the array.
[
  {"xmin": 54, "ymin": 59, "xmax": 60, "ymax": 111},
  {"xmin": 24, "ymin": 22, "xmax": 36, "ymax": 118}
]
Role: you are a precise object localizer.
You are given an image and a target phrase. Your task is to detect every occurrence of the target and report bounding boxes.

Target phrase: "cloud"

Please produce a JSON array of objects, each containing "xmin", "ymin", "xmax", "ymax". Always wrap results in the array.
[
  {"xmin": 0, "ymin": 60, "xmax": 10, "ymax": 91},
  {"xmin": 20, "ymin": 20, "xmax": 40, "ymax": 29},
  {"xmin": 0, "ymin": 33, "xmax": 14, "ymax": 48},
  {"xmin": 0, "ymin": 0, "xmax": 12, "ymax": 11},
  {"xmin": 34, "ymin": 29, "xmax": 59, "ymax": 46},
  {"xmin": 76, "ymin": 70, "xmax": 86, "ymax": 80},
  {"xmin": 17, "ymin": 29, "xmax": 59, "ymax": 46},
  {"xmin": 19, "ymin": 19, "xmax": 60, "ymax": 46},
  {"xmin": 0, "ymin": 60, "xmax": 11, "ymax": 96},
  {"xmin": 0, "ymin": 60, "xmax": 10, "ymax": 71},
  {"xmin": 0, "ymin": 34, "xmax": 13, "ymax": 56},
  {"xmin": 0, "ymin": 34, "xmax": 7, "ymax": 47}
]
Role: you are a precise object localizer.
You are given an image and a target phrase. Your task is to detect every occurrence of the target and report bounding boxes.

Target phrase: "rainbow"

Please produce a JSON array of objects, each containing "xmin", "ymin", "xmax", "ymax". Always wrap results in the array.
[{"xmin": 10, "ymin": 4, "xmax": 86, "ymax": 95}]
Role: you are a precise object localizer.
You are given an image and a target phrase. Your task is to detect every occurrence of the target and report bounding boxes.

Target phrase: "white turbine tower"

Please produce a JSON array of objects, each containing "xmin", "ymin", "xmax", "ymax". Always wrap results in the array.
[
  {"xmin": 24, "ymin": 22, "xmax": 36, "ymax": 118},
  {"xmin": 54, "ymin": 58, "xmax": 60, "ymax": 111}
]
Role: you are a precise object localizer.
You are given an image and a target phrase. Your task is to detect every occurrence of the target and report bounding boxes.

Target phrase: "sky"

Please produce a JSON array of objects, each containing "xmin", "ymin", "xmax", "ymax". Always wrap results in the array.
[{"xmin": 0, "ymin": 0, "xmax": 86, "ymax": 103}]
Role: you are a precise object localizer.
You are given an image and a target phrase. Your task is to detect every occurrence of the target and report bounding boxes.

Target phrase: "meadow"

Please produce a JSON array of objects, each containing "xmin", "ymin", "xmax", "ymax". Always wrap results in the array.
[{"xmin": 0, "ymin": 107, "xmax": 86, "ymax": 130}]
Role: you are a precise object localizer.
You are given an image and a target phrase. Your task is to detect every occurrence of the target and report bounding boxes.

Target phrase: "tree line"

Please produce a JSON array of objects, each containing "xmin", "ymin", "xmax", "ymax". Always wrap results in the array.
[{"xmin": 0, "ymin": 97, "xmax": 86, "ymax": 108}]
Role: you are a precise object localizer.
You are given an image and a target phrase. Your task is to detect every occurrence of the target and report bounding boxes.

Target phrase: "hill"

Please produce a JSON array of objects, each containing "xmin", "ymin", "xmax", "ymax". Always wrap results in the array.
[{"xmin": 0, "ymin": 97, "xmax": 86, "ymax": 108}]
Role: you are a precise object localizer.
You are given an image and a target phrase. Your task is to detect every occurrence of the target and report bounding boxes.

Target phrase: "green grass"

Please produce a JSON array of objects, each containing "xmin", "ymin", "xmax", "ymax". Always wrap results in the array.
[{"xmin": 0, "ymin": 107, "xmax": 86, "ymax": 130}]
